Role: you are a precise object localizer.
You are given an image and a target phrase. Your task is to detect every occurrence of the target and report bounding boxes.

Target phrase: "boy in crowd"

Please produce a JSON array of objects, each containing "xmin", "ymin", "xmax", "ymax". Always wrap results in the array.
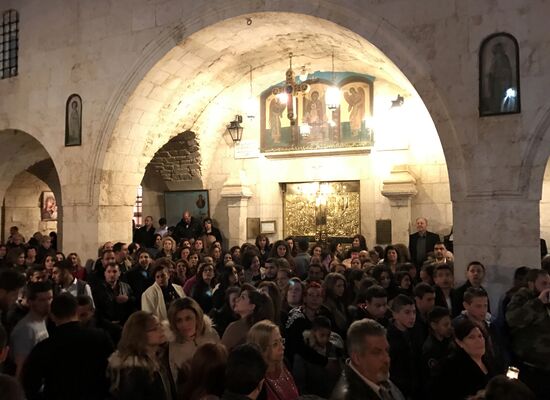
[
  {"xmin": 387, "ymin": 294, "xmax": 421, "ymax": 399},
  {"xmin": 422, "ymin": 306, "xmax": 454, "ymax": 381},
  {"xmin": 292, "ymin": 316, "xmax": 343, "ymax": 398}
]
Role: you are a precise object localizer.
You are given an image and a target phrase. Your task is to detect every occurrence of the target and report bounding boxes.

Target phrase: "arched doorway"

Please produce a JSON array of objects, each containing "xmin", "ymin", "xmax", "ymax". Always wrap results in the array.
[
  {"xmin": 95, "ymin": 12, "xmax": 459, "ymax": 250},
  {"xmin": 0, "ymin": 130, "xmax": 62, "ymax": 248}
]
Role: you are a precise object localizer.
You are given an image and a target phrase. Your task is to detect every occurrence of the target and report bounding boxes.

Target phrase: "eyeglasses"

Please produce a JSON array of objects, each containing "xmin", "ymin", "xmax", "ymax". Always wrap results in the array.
[{"xmin": 271, "ymin": 338, "xmax": 285, "ymax": 348}]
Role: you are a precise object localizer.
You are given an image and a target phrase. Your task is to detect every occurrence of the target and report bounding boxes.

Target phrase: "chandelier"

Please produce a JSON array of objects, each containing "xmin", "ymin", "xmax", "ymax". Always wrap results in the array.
[{"xmin": 272, "ymin": 53, "xmax": 309, "ymax": 125}]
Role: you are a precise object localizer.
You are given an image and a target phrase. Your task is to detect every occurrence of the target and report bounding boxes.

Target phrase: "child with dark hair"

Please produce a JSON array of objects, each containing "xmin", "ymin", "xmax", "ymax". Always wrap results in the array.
[
  {"xmin": 292, "ymin": 316, "xmax": 343, "ymax": 398},
  {"xmin": 387, "ymin": 294, "xmax": 421, "ymax": 399},
  {"xmin": 421, "ymin": 306, "xmax": 454, "ymax": 388}
]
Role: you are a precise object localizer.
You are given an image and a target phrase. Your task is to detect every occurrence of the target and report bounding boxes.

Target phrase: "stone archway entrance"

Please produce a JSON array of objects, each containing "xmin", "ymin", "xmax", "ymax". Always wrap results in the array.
[
  {"xmin": 0, "ymin": 130, "xmax": 63, "ymax": 248},
  {"xmin": 95, "ymin": 11, "xmax": 459, "ymax": 250}
]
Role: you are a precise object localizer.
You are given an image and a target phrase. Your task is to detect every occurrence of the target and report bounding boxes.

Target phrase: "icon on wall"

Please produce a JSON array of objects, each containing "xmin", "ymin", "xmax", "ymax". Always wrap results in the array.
[
  {"xmin": 479, "ymin": 33, "xmax": 521, "ymax": 117},
  {"xmin": 65, "ymin": 93, "xmax": 82, "ymax": 146},
  {"xmin": 41, "ymin": 191, "xmax": 58, "ymax": 221}
]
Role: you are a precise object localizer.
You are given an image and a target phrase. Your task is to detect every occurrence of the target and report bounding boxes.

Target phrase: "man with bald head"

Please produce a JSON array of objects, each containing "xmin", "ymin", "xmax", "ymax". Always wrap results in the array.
[
  {"xmin": 409, "ymin": 217, "xmax": 440, "ymax": 269},
  {"xmin": 173, "ymin": 210, "xmax": 202, "ymax": 243}
]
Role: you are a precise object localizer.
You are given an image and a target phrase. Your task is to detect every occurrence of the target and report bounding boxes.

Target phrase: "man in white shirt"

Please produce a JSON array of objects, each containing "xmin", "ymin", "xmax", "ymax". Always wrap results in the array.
[
  {"xmin": 10, "ymin": 281, "xmax": 53, "ymax": 378},
  {"xmin": 52, "ymin": 261, "xmax": 94, "ymax": 306}
]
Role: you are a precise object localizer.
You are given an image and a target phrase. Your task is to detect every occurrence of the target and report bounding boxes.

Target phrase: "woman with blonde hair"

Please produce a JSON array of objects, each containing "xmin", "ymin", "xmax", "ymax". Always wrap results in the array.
[
  {"xmin": 158, "ymin": 236, "xmax": 177, "ymax": 261},
  {"xmin": 167, "ymin": 297, "xmax": 220, "ymax": 383},
  {"xmin": 247, "ymin": 320, "xmax": 299, "ymax": 400},
  {"xmin": 108, "ymin": 311, "xmax": 175, "ymax": 400}
]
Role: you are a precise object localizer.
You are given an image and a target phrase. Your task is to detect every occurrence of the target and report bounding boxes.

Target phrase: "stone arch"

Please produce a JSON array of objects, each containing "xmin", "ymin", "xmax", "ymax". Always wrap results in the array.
[
  {"xmin": 0, "ymin": 129, "xmax": 63, "ymax": 246},
  {"xmin": 94, "ymin": 6, "xmax": 463, "ymax": 244}
]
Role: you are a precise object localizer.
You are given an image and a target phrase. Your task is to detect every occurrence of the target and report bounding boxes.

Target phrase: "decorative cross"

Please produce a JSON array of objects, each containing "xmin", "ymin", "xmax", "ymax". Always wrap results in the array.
[{"xmin": 272, "ymin": 53, "xmax": 309, "ymax": 125}]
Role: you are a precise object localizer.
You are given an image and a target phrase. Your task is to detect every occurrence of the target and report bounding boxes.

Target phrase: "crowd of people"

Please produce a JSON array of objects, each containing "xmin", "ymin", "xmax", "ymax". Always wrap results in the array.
[{"xmin": 0, "ymin": 214, "xmax": 549, "ymax": 400}]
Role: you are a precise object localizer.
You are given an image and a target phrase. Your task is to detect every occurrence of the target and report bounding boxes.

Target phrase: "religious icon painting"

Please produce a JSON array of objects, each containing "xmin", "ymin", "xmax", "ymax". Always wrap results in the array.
[
  {"xmin": 260, "ymin": 72, "xmax": 374, "ymax": 154},
  {"xmin": 65, "ymin": 93, "xmax": 82, "ymax": 146},
  {"xmin": 41, "ymin": 191, "xmax": 58, "ymax": 221},
  {"xmin": 479, "ymin": 33, "xmax": 521, "ymax": 117}
]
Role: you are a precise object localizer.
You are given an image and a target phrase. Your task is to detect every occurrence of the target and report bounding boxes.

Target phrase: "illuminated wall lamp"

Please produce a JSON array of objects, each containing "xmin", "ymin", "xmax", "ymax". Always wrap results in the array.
[{"xmin": 227, "ymin": 115, "xmax": 244, "ymax": 143}]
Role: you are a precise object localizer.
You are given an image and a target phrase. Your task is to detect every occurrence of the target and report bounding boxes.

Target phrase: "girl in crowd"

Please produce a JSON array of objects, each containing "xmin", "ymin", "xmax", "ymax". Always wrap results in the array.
[
  {"xmin": 209, "ymin": 245, "xmax": 222, "ymax": 270},
  {"xmin": 178, "ymin": 246, "xmax": 191, "ymax": 261},
  {"xmin": 212, "ymin": 264, "xmax": 239, "ymax": 310},
  {"xmin": 172, "ymin": 259, "xmax": 188, "ymax": 287},
  {"xmin": 142, "ymin": 264, "xmax": 185, "ymax": 321},
  {"xmin": 167, "ymin": 297, "xmax": 220, "ymax": 385},
  {"xmin": 284, "ymin": 236, "xmax": 298, "ymax": 257},
  {"xmin": 351, "ymin": 234, "xmax": 368, "ymax": 251},
  {"xmin": 394, "ymin": 270, "xmax": 413, "ymax": 297},
  {"xmin": 108, "ymin": 311, "xmax": 176, "ymax": 400},
  {"xmin": 241, "ymin": 250, "xmax": 262, "ymax": 284},
  {"xmin": 275, "ymin": 267, "xmax": 292, "ymax": 292},
  {"xmin": 329, "ymin": 240, "xmax": 343, "ymax": 262},
  {"xmin": 24, "ymin": 247, "xmax": 37, "ymax": 266},
  {"xmin": 269, "ymin": 240, "xmax": 295, "ymax": 269},
  {"xmin": 179, "ymin": 343, "xmax": 227, "ymax": 400},
  {"xmin": 323, "ymin": 272, "xmax": 348, "ymax": 337},
  {"xmin": 41, "ymin": 254, "xmax": 55, "ymax": 279},
  {"xmin": 202, "ymin": 218, "xmax": 223, "ymax": 248},
  {"xmin": 393, "ymin": 243, "xmax": 412, "ymax": 264},
  {"xmin": 258, "ymin": 281, "xmax": 282, "ymax": 326},
  {"xmin": 431, "ymin": 319, "xmax": 495, "ymax": 400},
  {"xmin": 190, "ymin": 263, "xmax": 216, "ymax": 314},
  {"xmin": 158, "ymin": 237, "xmax": 177, "ymax": 261},
  {"xmin": 281, "ymin": 278, "xmax": 304, "ymax": 327},
  {"xmin": 67, "ymin": 252, "xmax": 87, "ymax": 281},
  {"xmin": 209, "ymin": 286, "xmax": 240, "ymax": 337},
  {"xmin": 55, "ymin": 251, "xmax": 65, "ymax": 262},
  {"xmin": 152, "ymin": 234, "xmax": 163, "ymax": 257},
  {"xmin": 255, "ymin": 234, "xmax": 271, "ymax": 265},
  {"xmin": 381, "ymin": 245, "xmax": 400, "ymax": 273},
  {"xmin": 372, "ymin": 265, "xmax": 397, "ymax": 300},
  {"xmin": 221, "ymin": 285, "xmax": 274, "ymax": 350},
  {"xmin": 344, "ymin": 269, "xmax": 366, "ymax": 305},
  {"xmin": 247, "ymin": 320, "xmax": 299, "ymax": 400}
]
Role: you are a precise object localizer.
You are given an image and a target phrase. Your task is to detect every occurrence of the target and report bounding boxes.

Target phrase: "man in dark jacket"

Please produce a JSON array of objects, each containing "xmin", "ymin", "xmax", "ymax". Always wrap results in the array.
[
  {"xmin": 173, "ymin": 210, "xmax": 202, "ymax": 243},
  {"xmin": 132, "ymin": 215, "xmax": 156, "ymax": 248},
  {"xmin": 22, "ymin": 293, "xmax": 114, "ymax": 400},
  {"xmin": 409, "ymin": 217, "xmax": 440, "ymax": 269},
  {"xmin": 331, "ymin": 319, "xmax": 405, "ymax": 400},
  {"xmin": 92, "ymin": 263, "xmax": 135, "ymax": 326}
]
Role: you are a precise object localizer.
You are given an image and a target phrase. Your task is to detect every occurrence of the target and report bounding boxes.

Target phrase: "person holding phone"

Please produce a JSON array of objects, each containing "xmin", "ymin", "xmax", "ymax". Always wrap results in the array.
[{"xmin": 506, "ymin": 268, "xmax": 550, "ymax": 399}]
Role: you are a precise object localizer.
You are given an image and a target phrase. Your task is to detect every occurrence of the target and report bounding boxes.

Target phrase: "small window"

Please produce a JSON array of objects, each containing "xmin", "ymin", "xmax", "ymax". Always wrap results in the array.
[
  {"xmin": 133, "ymin": 185, "xmax": 143, "ymax": 228},
  {"xmin": 0, "ymin": 9, "xmax": 18, "ymax": 79}
]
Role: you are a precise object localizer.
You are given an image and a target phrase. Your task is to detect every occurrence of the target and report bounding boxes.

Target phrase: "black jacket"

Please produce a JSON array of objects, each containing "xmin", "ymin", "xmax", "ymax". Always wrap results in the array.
[
  {"xmin": 122, "ymin": 266, "xmax": 153, "ymax": 309},
  {"xmin": 387, "ymin": 323, "xmax": 421, "ymax": 399},
  {"xmin": 133, "ymin": 226, "xmax": 156, "ymax": 248},
  {"xmin": 430, "ymin": 349, "xmax": 495, "ymax": 400},
  {"xmin": 173, "ymin": 217, "xmax": 202, "ymax": 242},
  {"xmin": 409, "ymin": 231, "xmax": 440, "ymax": 268},
  {"xmin": 92, "ymin": 280, "xmax": 136, "ymax": 324},
  {"xmin": 22, "ymin": 321, "xmax": 114, "ymax": 400},
  {"xmin": 434, "ymin": 286, "xmax": 462, "ymax": 318},
  {"xmin": 331, "ymin": 362, "xmax": 405, "ymax": 400}
]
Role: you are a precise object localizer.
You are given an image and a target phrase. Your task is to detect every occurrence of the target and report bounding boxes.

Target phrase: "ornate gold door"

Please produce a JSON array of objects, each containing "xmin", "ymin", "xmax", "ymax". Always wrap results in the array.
[{"xmin": 283, "ymin": 181, "xmax": 360, "ymax": 240}]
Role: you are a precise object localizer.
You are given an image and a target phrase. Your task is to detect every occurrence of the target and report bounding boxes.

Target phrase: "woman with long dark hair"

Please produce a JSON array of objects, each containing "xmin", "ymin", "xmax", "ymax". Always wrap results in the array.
[
  {"xmin": 190, "ymin": 263, "xmax": 216, "ymax": 314},
  {"xmin": 179, "ymin": 343, "xmax": 227, "ymax": 400},
  {"xmin": 221, "ymin": 285, "xmax": 275, "ymax": 350},
  {"xmin": 255, "ymin": 234, "xmax": 271, "ymax": 265}
]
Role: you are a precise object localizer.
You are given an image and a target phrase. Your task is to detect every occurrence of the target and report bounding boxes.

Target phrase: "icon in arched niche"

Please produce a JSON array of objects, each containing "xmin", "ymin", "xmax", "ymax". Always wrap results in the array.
[
  {"xmin": 479, "ymin": 33, "xmax": 521, "ymax": 116},
  {"xmin": 65, "ymin": 93, "xmax": 82, "ymax": 146}
]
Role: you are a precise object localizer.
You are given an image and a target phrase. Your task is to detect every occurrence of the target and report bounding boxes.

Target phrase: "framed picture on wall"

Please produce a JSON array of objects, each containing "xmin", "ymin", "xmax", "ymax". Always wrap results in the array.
[
  {"xmin": 164, "ymin": 190, "xmax": 209, "ymax": 226},
  {"xmin": 41, "ymin": 191, "xmax": 58, "ymax": 221},
  {"xmin": 479, "ymin": 32, "xmax": 521, "ymax": 116},
  {"xmin": 247, "ymin": 218, "xmax": 261, "ymax": 239},
  {"xmin": 65, "ymin": 93, "xmax": 82, "ymax": 146},
  {"xmin": 260, "ymin": 220, "xmax": 276, "ymax": 234}
]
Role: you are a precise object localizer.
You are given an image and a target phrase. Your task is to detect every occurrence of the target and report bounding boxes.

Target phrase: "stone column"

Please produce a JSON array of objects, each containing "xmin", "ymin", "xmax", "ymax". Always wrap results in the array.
[
  {"xmin": 452, "ymin": 196, "xmax": 541, "ymax": 312},
  {"xmin": 220, "ymin": 171, "xmax": 252, "ymax": 248},
  {"xmin": 381, "ymin": 166, "xmax": 418, "ymax": 244}
]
